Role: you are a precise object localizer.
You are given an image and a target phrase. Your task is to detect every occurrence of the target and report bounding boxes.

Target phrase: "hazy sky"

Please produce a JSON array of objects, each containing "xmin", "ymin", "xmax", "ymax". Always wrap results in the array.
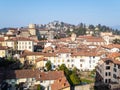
[{"xmin": 0, "ymin": 0, "xmax": 120, "ymax": 28}]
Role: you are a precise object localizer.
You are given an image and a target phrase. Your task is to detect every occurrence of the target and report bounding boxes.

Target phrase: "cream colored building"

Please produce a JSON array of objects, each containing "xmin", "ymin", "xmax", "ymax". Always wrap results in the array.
[
  {"xmin": 5, "ymin": 37, "xmax": 34, "ymax": 52},
  {"xmin": 0, "ymin": 46, "xmax": 8, "ymax": 57}
]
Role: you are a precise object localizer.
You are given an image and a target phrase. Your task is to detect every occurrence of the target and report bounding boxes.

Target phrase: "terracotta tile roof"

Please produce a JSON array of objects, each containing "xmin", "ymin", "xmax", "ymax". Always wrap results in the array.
[
  {"xmin": 86, "ymin": 38, "xmax": 105, "ymax": 42},
  {"xmin": 0, "ymin": 46, "xmax": 8, "ymax": 50},
  {"xmin": 71, "ymin": 51, "xmax": 101, "ymax": 57},
  {"xmin": 6, "ymin": 37, "xmax": 33, "ymax": 41},
  {"xmin": 4, "ymin": 70, "xmax": 65, "ymax": 82},
  {"xmin": 78, "ymin": 36, "xmax": 105, "ymax": 42},
  {"xmin": 36, "ymin": 71, "xmax": 64, "ymax": 81},
  {"xmin": 107, "ymin": 52, "xmax": 120, "ymax": 59},
  {"xmin": 78, "ymin": 35, "xmax": 94, "ymax": 39},
  {"xmin": 102, "ymin": 44, "xmax": 120, "ymax": 49},
  {"xmin": 43, "ymin": 53, "xmax": 57, "ymax": 57},
  {"xmin": 102, "ymin": 58, "xmax": 120, "ymax": 65},
  {"xmin": 0, "ymin": 37, "xmax": 4, "ymax": 42},
  {"xmin": 51, "ymin": 76, "xmax": 70, "ymax": 90},
  {"xmin": 21, "ymin": 50, "xmax": 44, "ymax": 56},
  {"xmin": 57, "ymin": 48, "xmax": 71, "ymax": 53},
  {"xmin": 5, "ymin": 70, "xmax": 35, "ymax": 79},
  {"xmin": 102, "ymin": 52, "xmax": 120, "ymax": 64},
  {"xmin": 35, "ymin": 57, "xmax": 47, "ymax": 62}
]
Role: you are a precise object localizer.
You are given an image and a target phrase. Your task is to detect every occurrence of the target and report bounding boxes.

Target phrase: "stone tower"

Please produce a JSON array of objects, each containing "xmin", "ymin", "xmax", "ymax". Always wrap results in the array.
[
  {"xmin": 71, "ymin": 33, "xmax": 76, "ymax": 42},
  {"xmin": 28, "ymin": 24, "xmax": 36, "ymax": 36}
]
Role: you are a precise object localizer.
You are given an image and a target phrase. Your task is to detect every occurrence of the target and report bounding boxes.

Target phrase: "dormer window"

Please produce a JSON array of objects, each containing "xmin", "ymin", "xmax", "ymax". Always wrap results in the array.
[
  {"xmin": 106, "ymin": 61, "xmax": 110, "ymax": 65},
  {"xmin": 59, "ymin": 79, "xmax": 61, "ymax": 82},
  {"xmin": 64, "ymin": 83, "xmax": 66, "ymax": 86},
  {"xmin": 39, "ymin": 74, "xmax": 42, "ymax": 78}
]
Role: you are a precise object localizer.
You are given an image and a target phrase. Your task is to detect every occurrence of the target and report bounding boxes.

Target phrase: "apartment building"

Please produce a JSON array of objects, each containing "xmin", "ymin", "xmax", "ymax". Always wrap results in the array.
[
  {"xmin": 96, "ymin": 52, "xmax": 120, "ymax": 89},
  {"xmin": 5, "ymin": 37, "xmax": 34, "ymax": 52}
]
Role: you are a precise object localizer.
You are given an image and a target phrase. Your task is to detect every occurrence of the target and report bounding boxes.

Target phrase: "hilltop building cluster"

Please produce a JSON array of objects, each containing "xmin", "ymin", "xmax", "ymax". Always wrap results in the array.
[{"xmin": 0, "ymin": 21, "xmax": 120, "ymax": 90}]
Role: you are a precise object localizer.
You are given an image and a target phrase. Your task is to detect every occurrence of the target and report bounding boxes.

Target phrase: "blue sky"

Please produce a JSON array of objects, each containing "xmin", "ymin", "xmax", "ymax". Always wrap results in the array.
[{"xmin": 0, "ymin": 0, "xmax": 120, "ymax": 28}]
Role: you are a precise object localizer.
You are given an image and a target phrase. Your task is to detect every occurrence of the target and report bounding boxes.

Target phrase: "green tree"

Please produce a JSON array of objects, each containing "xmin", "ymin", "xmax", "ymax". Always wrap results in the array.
[
  {"xmin": 70, "ymin": 73, "xmax": 81, "ymax": 85},
  {"xmin": 37, "ymin": 85, "xmax": 40, "ymax": 90},
  {"xmin": 45, "ymin": 61, "xmax": 52, "ymax": 71},
  {"xmin": 58, "ymin": 64, "xmax": 80, "ymax": 85},
  {"xmin": 59, "ymin": 64, "xmax": 72, "ymax": 76}
]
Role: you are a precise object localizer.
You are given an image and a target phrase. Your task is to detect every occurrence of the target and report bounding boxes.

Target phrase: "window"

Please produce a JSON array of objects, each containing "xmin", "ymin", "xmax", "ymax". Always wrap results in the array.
[
  {"xmin": 58, "ymin": 65, "xmax": 60, "ymax": 67},
  {"xmin": 113, "ymin": 68, "xmax": 117, "ymax": 72},
  {"xmin": 108, "ymin": 79, "xmax": 111, "ymax": 83},
  {"xmin": 53, "ymin": 65, "xmax": 56, "ymax": 68},
  {"xmin": 71, "ymin": 59, "xmax": 73, "ymax": 62},
  {"xmin": 67, "ymin": 59, "xmax": 70, "ymax": 62},
  {"xmin": 118, "ymin": 65, "xmax": 120, "ymax": 69},
  {"xmin": 29, "ymin": 46, "xmax": 31, "ymax": 49},
  {"xmin": 109, "ymin": 72, "xmax": 111, "ymax": 76},
  {"xmin": 40, "ymin": 81, "xmax": 43, "ymax": 83},
  {"xmin": 106, "ymin": 61, "xmax": 109, "ymax": 65},
  {"xmin": 72, "ymin": 64, "xmax": 74, "ymax": 67},
  {"xmin": 106, "ymin": 66, "xmax": 110, "ymax": 70},
  {"xmin": 66, "ymin": 54, "xmax": 69, "ymax": 57},
  {"xmin": 113, "ymin": 74, "xmax": 116, "ymax": 79},
  {"xmin": 89, "ymin": 60, "xmax": 91, "ymax": 64},
  {"xmin": 39, "ymin": 75, "xmax": 42, "ymax": 78},
  {"xmin": 32, "ymin": 78, "xmax": 35, "ymax": 81},
  {"xmin": 89, "ymin": 65, "xmax": 91, "ymax": 68},
  {"xmin": 93, "ymin": 56, "xmax": 95, "ymax": 58},
  {"xmin": 29, "ymin": 42, "xmax": 31, "ymax": 45},
  {"xmin": 80, "ymin": 64, "xmax": 82, "ymax": 67},
  {"xmin": 105, "ymin": 79, "xmax": 107, "ymax": 83},
  {"xmin": 25, "ymin": 46, "xmax": 27, "ymax": 49},
  {"xmin": 105, "ymin": 72, "xmax": 107, "ymax": 76},
  {"xmin": 114, "ymin": 64, "xmax": 116, "ymax": 67},
  {"xmin": 80, "ymin": 59, "xmax": 84, "ymax": 62}
]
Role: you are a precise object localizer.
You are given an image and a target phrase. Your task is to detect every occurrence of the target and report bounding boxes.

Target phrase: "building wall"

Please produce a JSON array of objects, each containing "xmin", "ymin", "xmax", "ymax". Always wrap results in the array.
[
  {"xmin": 73, "ymin": 56, "xmax": 100, "ymax": 71},
  {"xmin": 36, "ymin": 61, "xmax": 45, "ymax": 68},
  {"xmin": 74, "ymin": 84, "xmax": 90, "ymax": 90},
  {"xmin": 44, "ymin": 53, "xmax": 100, "ymax": 71},
  {"xmin": 62, "ymin": 87, "xmax": 70, "ymax": 90},
  {"xmin": 0, "ymin": 50, "xmax": 8, "ymax": 57},
  {"xmin": 5, "ymin": 41, "xmax": 15, "ymax": 49},
  {"xmin": 17, "ymin": 41, "xmax": 33, "ymax": 52}
]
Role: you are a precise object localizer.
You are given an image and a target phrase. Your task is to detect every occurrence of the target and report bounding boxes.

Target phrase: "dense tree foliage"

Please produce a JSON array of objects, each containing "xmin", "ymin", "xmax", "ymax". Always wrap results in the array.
[
  {"xmin": 58, "ymin": 64, "xmax": 81, "ymax": 85},
  {"xmin": 65, "ymin": 23, "xmax": 120, "ymax": 37},
  {"xmin": 0, "ymin": 57, "xmax": 22, "ymax": 70},
  {"xmin": 45, "ymin": 61, "xmax": 52, "ymax": 71},
  {"xmin": 70, "ymin": 73, "xmax": 81, "ymax": 84}
]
